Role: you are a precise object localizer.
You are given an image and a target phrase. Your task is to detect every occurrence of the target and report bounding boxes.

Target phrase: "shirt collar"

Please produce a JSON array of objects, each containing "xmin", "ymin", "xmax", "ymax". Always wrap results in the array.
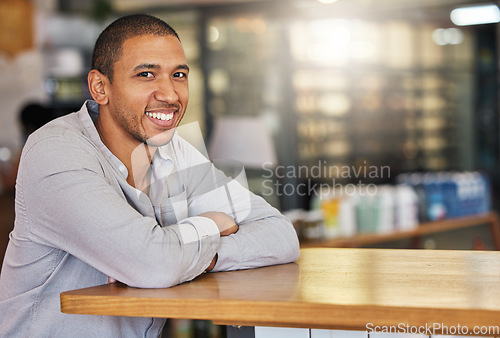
[{"xmin": 77, "ymin": 100, "xmax": 129, "ymax": 178}]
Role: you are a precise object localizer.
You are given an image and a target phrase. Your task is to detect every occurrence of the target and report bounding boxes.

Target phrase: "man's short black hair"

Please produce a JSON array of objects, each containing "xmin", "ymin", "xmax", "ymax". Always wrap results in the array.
[{"xmin": 91, "ymin": 14, "xmax": 180, "ymax": 83}]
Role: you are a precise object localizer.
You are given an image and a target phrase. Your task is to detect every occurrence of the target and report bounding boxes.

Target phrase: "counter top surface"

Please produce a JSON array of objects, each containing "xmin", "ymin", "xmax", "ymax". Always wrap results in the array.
[{"xmin": 60, "ymin": 248, "xmax": 500, "ymax": 331}]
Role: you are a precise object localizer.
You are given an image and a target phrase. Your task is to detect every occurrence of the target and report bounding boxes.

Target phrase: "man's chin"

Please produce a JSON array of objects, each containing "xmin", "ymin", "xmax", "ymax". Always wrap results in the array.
[{"xmin": 145, "ymin": 129, "xmax": 176, "ymax": 147}]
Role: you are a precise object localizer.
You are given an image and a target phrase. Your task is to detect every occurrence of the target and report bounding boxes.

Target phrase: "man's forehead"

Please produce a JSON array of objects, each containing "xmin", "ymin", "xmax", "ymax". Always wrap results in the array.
[
  {"xmin": 117, "ymin": 35, "xmax": 187, "ymax": 66},
  {"xmin": 122, "ymin": 34, "xmax": 182, "ymax": 47}
]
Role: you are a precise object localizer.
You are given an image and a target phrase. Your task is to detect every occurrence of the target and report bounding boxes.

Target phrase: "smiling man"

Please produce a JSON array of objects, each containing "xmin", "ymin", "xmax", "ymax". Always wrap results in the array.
[{"xmin": 0, "ymin": 14, "xmax": 299, "ymax": 337}]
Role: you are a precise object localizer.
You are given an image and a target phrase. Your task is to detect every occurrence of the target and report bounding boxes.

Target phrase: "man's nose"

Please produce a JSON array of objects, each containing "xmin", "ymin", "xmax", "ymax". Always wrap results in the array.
[{"xmin": 154, "ymin": 78, "xmax": 179, "ymax": 103}]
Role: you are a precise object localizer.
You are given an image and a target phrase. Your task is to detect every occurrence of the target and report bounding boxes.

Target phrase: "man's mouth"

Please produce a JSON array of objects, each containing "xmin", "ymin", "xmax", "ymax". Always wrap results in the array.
[{"xmin": 145, "ymin": 111, "xmax": 174, "ymax": 121}]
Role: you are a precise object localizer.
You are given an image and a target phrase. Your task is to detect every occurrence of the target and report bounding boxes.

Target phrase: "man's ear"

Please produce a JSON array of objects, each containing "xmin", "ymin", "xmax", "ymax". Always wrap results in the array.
[{"xmin": 88, "ymin": 70, "xmax": 109, "ymax": 105}]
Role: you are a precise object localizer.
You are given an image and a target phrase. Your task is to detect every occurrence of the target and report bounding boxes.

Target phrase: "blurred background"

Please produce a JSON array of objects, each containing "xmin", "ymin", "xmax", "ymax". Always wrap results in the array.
[
  {"xmin": 0, "ymin": 0, "xmax": 499, "ymax": 336},
  {"xmin": 2, "ymin": 0, "xmax": 500, "ymax": 249},
  {"xmin": 1, "ymin": 0, "xmax": 499, "ymax": 250}
]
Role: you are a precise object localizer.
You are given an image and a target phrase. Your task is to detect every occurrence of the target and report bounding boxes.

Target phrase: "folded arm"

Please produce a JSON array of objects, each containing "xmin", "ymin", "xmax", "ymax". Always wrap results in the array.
[{"xmin": 176, "ymin": 137, "xmax": 300, "ymax": 272}]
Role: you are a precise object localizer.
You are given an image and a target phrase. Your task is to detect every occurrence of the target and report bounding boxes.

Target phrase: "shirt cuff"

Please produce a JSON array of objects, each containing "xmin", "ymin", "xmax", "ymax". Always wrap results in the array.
[
  {"xmin": 175, "ymin": 216, "xmax": 220, "ymax": 282},
  {"xmin": 181, "ymin": 216, "xmax": 220, "ymax": 240}
]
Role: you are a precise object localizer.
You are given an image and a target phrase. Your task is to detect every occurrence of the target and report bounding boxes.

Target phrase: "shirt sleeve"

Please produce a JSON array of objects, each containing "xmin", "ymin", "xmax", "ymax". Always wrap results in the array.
[
  {"xmin": 18, "ymin": 132, "xmax": 220, "ymax": 288},
  {"xmin": 174, "ymin": 137, "xmax": 300, "ymax": 272}
]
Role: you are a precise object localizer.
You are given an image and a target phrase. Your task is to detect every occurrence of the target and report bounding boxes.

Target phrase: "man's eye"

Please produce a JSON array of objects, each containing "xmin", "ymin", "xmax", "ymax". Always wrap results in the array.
[
  {"xmin": 138, "ymin": 72, "xmax": 154, "ymax": 78},
  {"xmin": 173, "ymin": 72, "xmax": 187, "ymax": 79}
]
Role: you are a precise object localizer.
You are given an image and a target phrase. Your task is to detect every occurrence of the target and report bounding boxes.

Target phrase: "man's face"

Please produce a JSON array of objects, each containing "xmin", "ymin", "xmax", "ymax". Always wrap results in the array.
[{"xmin": 105, "ymin": 34, "xmax": 189, "ymax": 147}]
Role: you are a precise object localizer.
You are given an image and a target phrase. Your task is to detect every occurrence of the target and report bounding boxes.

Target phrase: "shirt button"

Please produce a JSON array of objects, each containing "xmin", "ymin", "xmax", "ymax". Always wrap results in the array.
[{"xmin": 119, "ymin": 165, "xmax": 127, "ymax": 172}]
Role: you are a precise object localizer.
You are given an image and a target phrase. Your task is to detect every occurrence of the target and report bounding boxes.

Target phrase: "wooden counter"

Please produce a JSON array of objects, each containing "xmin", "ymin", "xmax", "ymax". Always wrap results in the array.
[{"xmin": 61, "ymin": 248, "xmax": 500, "ymax": 333}]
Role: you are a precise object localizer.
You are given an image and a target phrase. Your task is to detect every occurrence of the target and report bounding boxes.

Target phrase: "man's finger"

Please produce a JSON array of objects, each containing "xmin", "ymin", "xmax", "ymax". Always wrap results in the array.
[{"xmin": 220, "ymin": 224, "xmax": 238, "ymax": 236}]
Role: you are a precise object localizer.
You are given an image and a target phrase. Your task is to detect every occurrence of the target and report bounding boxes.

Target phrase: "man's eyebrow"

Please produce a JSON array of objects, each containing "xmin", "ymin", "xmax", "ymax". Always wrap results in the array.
[
  {"xmin": 133, "ymin": 63, "xmax": 160, "ymax": 72},
  {"xmin": 177, "ymin": 64, "xmax": 190, "ymax": 72},
  {"xmin": 132, "ymin": 63, "xmax": 190, "ymax": 72}
]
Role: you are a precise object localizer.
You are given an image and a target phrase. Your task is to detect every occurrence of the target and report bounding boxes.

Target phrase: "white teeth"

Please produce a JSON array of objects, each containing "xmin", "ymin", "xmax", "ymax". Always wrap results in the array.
[{"xmin": 146, "ymin": 112, "xmax": 174, "ymax": 121}]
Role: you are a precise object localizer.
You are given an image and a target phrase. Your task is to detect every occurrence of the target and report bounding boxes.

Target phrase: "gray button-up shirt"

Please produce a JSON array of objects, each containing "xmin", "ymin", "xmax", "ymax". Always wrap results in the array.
[{"xmin": 0, "ymin": 101, "xmax": 299, "ymax": 337}]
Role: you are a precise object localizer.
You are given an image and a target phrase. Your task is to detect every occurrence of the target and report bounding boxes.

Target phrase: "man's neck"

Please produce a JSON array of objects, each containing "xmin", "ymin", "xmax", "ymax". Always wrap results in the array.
[{"xmin": 95, "ymin": 115, "xmax": 156, "ymax": 193}]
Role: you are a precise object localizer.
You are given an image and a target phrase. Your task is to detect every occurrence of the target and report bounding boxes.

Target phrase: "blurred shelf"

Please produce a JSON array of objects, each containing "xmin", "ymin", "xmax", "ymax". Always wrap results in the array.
[{"xmin": 300, "ymin": 212, "xmax": 500, "ymax": 250}]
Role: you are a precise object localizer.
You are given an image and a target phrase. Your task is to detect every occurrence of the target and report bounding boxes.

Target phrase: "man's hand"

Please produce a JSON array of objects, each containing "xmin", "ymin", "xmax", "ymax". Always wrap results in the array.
[
  {"xmin": 198, "ymin": 211, "xmax": 238, "ymax": 236},
  {"xmin": 206, "ymin": 253, "xmax": 218, "ymax": 272}
]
